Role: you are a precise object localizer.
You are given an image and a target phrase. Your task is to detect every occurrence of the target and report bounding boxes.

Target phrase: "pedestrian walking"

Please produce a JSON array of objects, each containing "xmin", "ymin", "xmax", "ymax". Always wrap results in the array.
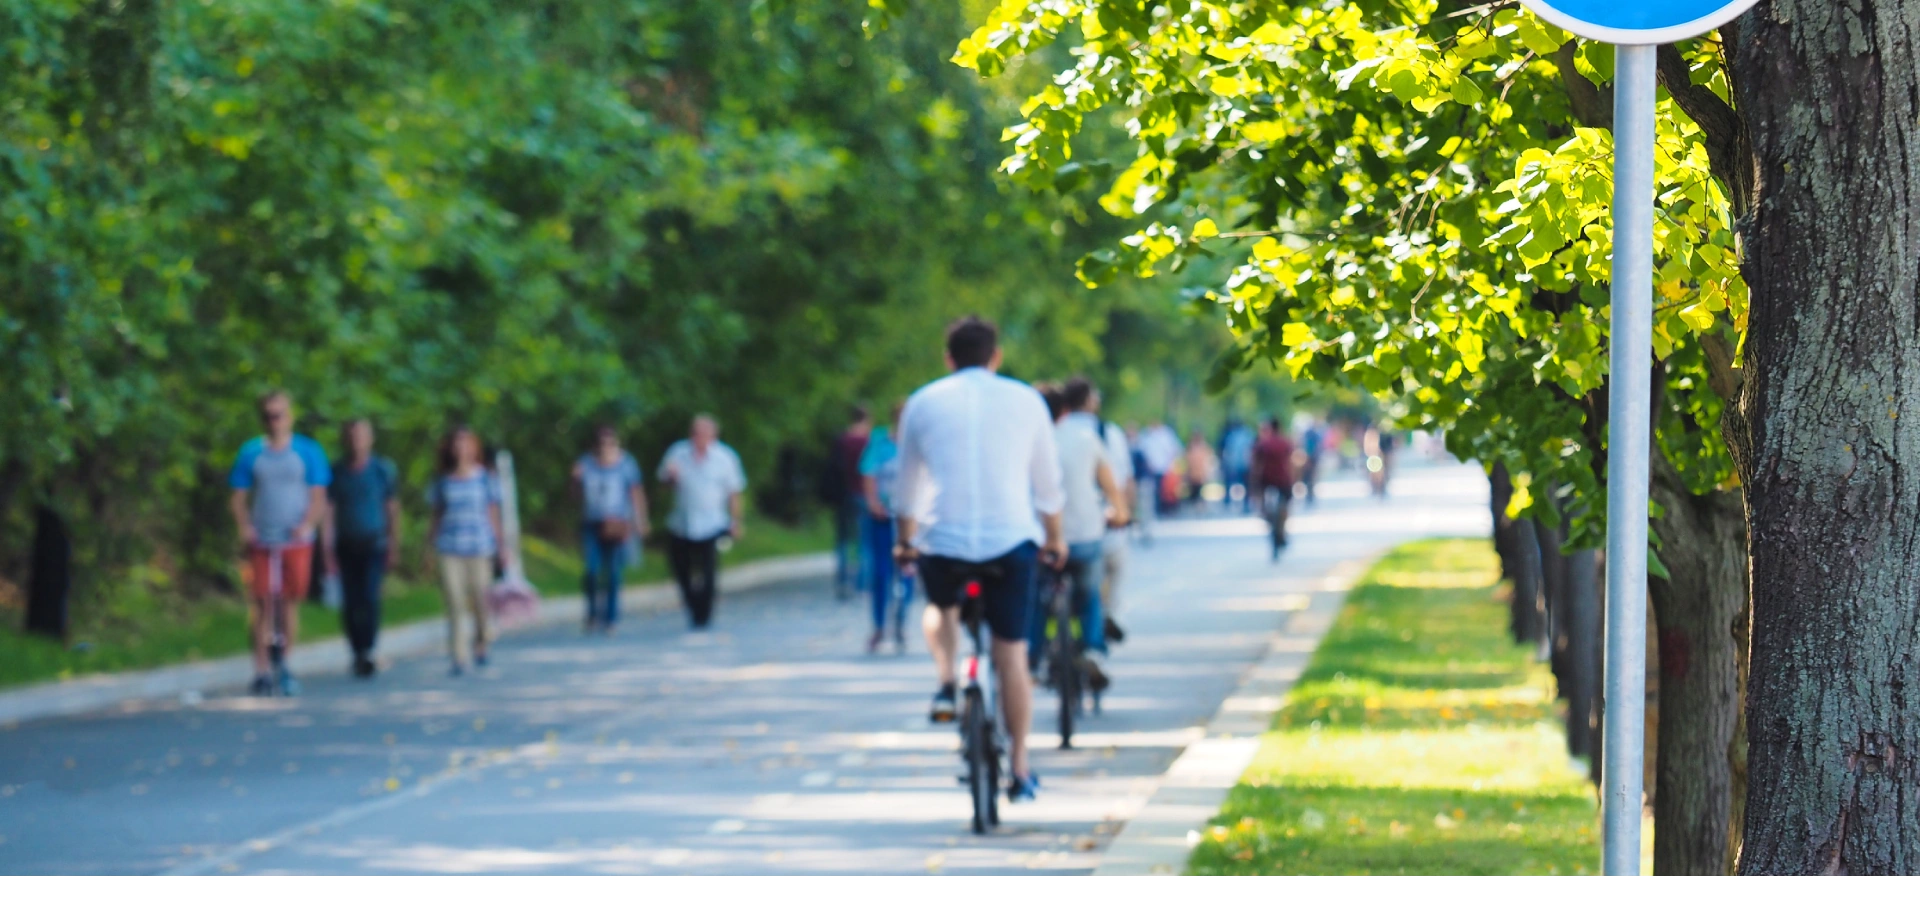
[
  {"xmin": 325, "ymin": 419, "xmax": 400, "ymax": 678},
  {"xmin": 427, "ymin": 425, "xmax": 505, "ymax": 676},
  {"xmin": 1301, "ymin": 420, "xmax": 1325, "ymax": 506},
  {"xmin": 1184, "ymin": 430, "xmax": 1219, "ymax": 509},
  {"xmin": 658, "ymin": 414, "xmax": 747, "ymax": 629},
  {"xmin": 575, "ymin": 425, "xmax": 648, "ymax": 635},
  {"xmin": 827, "ymin": 406, "xmax": 872, "ymax": 600},
  {"xmin": 1137, "ymin": 420, "xmax": 1182, "ymax": 522},
  {"xmin": 858, "ymin": 401, "xmax": 915, "ymax": 653},
  {"xmin": 229, "ymin": 390, "xmax": 331, "ymax": 697},
  {"xmin": 1219, "ymin": 417, "xmax": 1255, "ymax": 514}
]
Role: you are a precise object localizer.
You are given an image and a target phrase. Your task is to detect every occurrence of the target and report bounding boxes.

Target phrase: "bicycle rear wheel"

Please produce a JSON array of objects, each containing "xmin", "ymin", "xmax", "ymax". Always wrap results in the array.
[{"xmin": 964, "ymin": 686, "xmax": 994, "ymax": 834}]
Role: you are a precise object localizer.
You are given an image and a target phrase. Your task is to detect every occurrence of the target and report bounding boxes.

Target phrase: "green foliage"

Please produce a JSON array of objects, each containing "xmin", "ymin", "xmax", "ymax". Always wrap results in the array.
[
  {"xmin": 1188, "ymin": 539, "xmax": 1601, "ymax": 875},
  {"xmin": 0, "ymin": 0, "xmax": 1230, "ymax": 628},
  {"xmin": 953, "ymin": 0, "xmax": 1748, "ymax": 545}
]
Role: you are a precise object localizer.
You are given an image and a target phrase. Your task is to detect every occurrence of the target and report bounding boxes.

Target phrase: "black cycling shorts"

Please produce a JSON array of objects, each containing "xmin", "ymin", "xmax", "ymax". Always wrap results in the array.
[{"xmin": 918, "ymin": 541, "xmax": 1041, "ymax": 644}]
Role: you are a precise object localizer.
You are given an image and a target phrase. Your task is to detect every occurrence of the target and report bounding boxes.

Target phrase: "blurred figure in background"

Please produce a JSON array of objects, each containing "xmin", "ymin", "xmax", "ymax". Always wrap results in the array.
[
  {"xmin": 858, "ymin": 401, "xmax": 915, "ymax": 654},
  {"xmin": 427, "ymin": 425, "xmax": 505, "ymax": 676},
  {"xmin": 326, "ymin": 418, "xmax": 400, "ymax": 679},
  {"xmin": 828, "ymin": 406, "xmax": 872, "ymax": 601},
  {"xmin": 1183, "ymin": 430, "xmax": 1218, "ymax": 510},
  {"xmin": 1364, "ymin": 426, "xmax": 1395, "ymax": 498},
  {"xmin": 232, "ymin": 391, "xmax": 334, "ymax": 694},
  {"xmin": 1079, "ymin": 384, "xmax": 1135, "ymax": 645},
  {"xmin": 1137, "ymin": 421, "xmax": 1182, "ymax": 523},
  {"xmin": 1251, "ymin": 417, "xmax": 1296, "ymax": 558},
  {"xmin": 1218, "ymin": 417, "xmax": 1255, "ymax": 514},
  {"xmin": 574, "ymin": 425, "xmax": 648, "ymax": 636},
  {"xmin": 1300, "ymin": 420, "xmax": 1325, "ymax": 506},
  {"xmin": 659, "ymin": 414, "xmax": 747, "ymax": 630},
  {"xmin": 230, "ymin": 390, "xmax": 331, "ymax": 697}
]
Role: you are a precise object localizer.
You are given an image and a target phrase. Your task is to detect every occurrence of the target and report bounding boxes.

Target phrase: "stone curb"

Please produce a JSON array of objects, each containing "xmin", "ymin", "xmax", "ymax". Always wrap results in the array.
[
  {"xmin": 1091, "ymin": 553, "xmax": 1378, "ymax": 876},
  {"xmin": 0, "ymin": 552, "xmax": 832, "ymax": 727}
]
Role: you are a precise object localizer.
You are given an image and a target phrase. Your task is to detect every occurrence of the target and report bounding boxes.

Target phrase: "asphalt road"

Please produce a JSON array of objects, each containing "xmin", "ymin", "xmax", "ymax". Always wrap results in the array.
[{"xmin": 0, "ymin": 460, "xmax": 1490, "ymax": 875}]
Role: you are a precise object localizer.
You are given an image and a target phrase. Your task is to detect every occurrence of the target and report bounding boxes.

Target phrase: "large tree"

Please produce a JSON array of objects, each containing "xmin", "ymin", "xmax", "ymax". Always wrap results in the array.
[
  {"xmin": 942, "ymin": 0, "xmax": 1756, "ymax": 872},
  {"xmin": 1728, "ymin": 2, "xmax": 1920, "ymax": 874}
]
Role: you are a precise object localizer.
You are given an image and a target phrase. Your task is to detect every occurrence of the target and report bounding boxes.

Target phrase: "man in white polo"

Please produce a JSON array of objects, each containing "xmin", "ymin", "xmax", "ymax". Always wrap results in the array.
[
  {"xmin": 657, "ymin": 414, "xmax": 746, "ymax": 630},
  {"xmin": 893, "ymin": 316, "xmax": 1066, "ymax": 803}
]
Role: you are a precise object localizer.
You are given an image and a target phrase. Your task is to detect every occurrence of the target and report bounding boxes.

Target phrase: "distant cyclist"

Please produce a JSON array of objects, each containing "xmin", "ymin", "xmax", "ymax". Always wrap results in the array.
[
  {"xmin": 1036, "ymin": 377, "xmax": 1130, "ymax": 684},
  {"xmin": 229, "ymin": 390, "xmax": 331, "ymax": 697},
  {"xmin": 893, "ymin": 316, "xmax": 1066, "ymax": 803},
  {"xmin": 1251, "ymin": 417, "xmax": 1296, "ymax": 550}
]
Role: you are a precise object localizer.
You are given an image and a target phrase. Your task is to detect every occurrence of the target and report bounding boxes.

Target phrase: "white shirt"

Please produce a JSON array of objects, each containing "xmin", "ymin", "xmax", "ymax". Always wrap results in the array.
[
  {"xmin": 1139, "ymin": 424, "xmax": 1183, "ymax": 474},
  {"xmin": 1095, "ymin": 417, "xmax": 1134, "ymax": 486},
  {"xmin": 1056, "ymin": 414, "xmax": 1110, "ymax": 545},
  {"xmin": 893, "ymin": 368, "xmax": 1066, "ymax": 562},
  {"xmin": 657, "ymin": 440, "xmax": 746, "ymax": 540}
]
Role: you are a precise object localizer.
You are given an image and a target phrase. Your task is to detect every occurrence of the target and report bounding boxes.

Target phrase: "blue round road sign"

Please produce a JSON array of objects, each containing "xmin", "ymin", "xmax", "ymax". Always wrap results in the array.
[{"xmin": 1519, "ymin": 0, "xmax": 1760, "ymax": 44}]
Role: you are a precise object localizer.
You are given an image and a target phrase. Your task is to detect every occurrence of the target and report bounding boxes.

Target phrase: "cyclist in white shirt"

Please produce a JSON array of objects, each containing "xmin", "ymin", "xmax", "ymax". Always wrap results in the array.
[
  {"xmin": 893, "ymin": 316, "xmax": 1066, "ymax": 803},
  {"xmin": 1033, "ymin": 379, "xmax": 1131, "ymax": 686}
]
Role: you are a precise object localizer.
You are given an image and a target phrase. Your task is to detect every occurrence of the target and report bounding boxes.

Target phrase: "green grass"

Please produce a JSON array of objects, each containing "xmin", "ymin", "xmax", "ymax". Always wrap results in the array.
[
  {"xmin": 1186, "ymin": 538, "xmax": 1601, "ymax": 876},
  {"xmin": 0, "ymin": 512, "xmax": 831, "ymax": 690}
]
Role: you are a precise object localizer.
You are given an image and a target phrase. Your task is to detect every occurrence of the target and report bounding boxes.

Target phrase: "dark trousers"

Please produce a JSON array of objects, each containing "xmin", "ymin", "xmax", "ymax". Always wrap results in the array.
[
  {"xmin": 833, "ymin": 496, "xmax": 863, "ymax": 594},
  {"xmin": 669, "ymin": 535, "xmax": 721, "ymax": 628},
  {"xmin": 336, "ymin": 538, "xmax": 387, "ymax": 661},
  {"xmin": 581, "ymin": 525, "xmax": 626, "ymax": 626}
]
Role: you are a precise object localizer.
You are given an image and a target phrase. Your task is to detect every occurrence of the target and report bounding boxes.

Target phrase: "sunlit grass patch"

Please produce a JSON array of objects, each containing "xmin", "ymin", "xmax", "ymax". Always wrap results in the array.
[{"xmin": 1187, "ymin": 538, "xmax": 1599, "ymax": 875}]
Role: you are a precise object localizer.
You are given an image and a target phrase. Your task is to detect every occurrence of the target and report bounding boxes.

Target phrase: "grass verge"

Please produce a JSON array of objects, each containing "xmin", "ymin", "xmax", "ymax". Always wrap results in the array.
[
  {"xmin": 0, "ymin": 513, "xmax": 831, "ymax": 690},
  {"xmin": 1186, "ymin": 537, "xmax": 1600, "ymax": 875}
]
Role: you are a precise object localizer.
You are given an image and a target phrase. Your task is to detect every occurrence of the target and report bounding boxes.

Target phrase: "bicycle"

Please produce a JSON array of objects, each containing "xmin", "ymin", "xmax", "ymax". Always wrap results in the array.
[
  {"xmin": 941, "ymin": 560, "xmax": 1005, "ymax": 834},
  {"xmin": 1038, "ymin": 566, "xmax": 1102, "ymax": 750}
]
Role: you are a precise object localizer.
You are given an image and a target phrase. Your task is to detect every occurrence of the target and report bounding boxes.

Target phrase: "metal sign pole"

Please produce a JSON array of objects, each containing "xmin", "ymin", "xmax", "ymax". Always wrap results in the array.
[{"xmin": 1601, "ymin": 42, "xmax": 1657, "ymax": 877}]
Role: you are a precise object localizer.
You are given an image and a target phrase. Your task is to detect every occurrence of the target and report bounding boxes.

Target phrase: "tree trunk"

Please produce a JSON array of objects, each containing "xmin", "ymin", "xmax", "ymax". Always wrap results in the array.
[
  {"xmin": 1533, "ymin": 510, "xmax": 1569, "ymax": 668},
  {"xmin": 1731, "ymin": 2, "xmax": 1920, "ymax": 874},
  {"xmin": 1564, "ymin": 547, "xmax": 1602, "ymax": 765},
  {"xmin": 1490, "ymin": 462, "xmax": 1516, "ymax": 581},
  {"xmin": 1508, "ymin": 517, "xmax": 1546, "ymax": 646},
  {"xmin": 1647, "ymin": 452, "xmax": 1749, "ymax": 875}
]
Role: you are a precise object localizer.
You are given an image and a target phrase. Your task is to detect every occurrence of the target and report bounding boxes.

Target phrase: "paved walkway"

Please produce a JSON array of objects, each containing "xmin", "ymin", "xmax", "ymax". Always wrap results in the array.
[{"xmin": 0, "ymin": 461, "xmax": 1489, "ymax": 875}]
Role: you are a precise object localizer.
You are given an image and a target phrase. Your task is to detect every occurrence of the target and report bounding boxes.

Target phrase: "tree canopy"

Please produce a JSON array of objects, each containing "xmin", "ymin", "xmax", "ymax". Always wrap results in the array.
[{"xmin": 0, "ymin": 0, "xmax": 1237, "ymax": 601}]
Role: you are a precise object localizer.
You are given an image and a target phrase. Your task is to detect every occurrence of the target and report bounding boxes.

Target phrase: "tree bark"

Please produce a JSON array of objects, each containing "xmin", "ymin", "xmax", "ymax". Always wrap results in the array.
[
  {"xmin": 1490, "ymin": 462, "xmax": 1516, "ymax": 581},
  {"xmin": 1647, "ymin": 451, "xmax": 1750, "ymax": 875},
  {"xmin": 1731, "ymin": 1, "xmax": 1920, "ymax": 874},
  {"xmin": 1507, "ymin": 517, "xmax": 1547, "ymax": 647},
  {"xmin": 1564, "ymin": 547, "xmax": 1603, "ymax": 765}
]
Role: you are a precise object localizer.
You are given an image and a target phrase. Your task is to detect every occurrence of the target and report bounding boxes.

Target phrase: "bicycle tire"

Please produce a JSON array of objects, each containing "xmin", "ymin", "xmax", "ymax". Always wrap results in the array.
[
  {"xmin": 964, "ymin": 686, "xmax": 993, "ymax": 834},
  {"xmin": 1053, "ymin": 599, "xmax": 1078, "ymax": 749}
]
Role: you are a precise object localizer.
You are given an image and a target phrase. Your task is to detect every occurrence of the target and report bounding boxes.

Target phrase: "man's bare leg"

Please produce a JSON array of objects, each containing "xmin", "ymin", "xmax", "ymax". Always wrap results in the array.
[
  {"xmin": 992, "ymin": 637, "xmax": 1033, "ymax": 777},
  {"xmin": 280, "ymin": 594, "xmax": 300, "ymax": 654},
  {"xmin": 924, "ymin": 603, "xmax": 958, "ymax": 686},
  {"xmin": 250, "ymin": 598, "xmax": 273, "ymax": 675}
]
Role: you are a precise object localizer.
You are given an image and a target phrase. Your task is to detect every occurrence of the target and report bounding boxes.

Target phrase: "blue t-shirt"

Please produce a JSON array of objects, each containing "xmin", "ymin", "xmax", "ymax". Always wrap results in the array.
[
  {"xmin": 857, "ymin": 426, "xmax": 901, "ymax": 513},
  {"xmin": 578, "ymin": 452, "xmax": 643, "ymax": 523},
  {"xmin": 329, "ymin": 457, "xmax": 399, "ymax": 546},
  {"xmin": 429, "ymin": 471, "xmax": 502, "ymax": 557},
  {"xmin": 229, "ymin": 435, "xmax": 331, "ymax": 546}
]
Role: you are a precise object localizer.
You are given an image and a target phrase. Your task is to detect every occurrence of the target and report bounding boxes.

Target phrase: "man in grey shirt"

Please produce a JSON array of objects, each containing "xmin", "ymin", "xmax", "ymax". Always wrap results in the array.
[{"xmin": 228, "ymin": 390, "xmax": 331, "ymax": 696}]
